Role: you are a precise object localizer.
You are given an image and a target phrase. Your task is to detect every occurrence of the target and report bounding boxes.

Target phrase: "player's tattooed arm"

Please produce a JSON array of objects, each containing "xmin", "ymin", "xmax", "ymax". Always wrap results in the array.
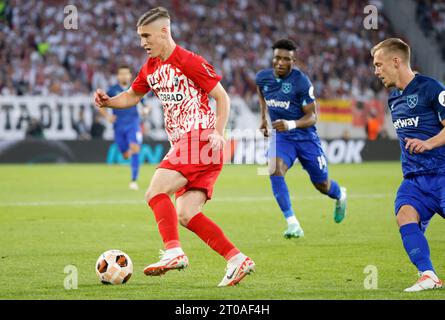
[
  {"xmin": 94, "ymin": 88, "xmax": 144, "ymax": 109},
  {"xmin": 257, "ymin": 86, "xmax": 269, "ymax": 137},
  {"xmin": 208, "ymin": 82, "xmax": 230, "ymax": 150},
  {"xmin": 272, "ymin": 102, "xmax": 317, "ymax": 131},
  {"xmin": 405, "ymin": 120, "xmax": 445, "ymax": 154}
]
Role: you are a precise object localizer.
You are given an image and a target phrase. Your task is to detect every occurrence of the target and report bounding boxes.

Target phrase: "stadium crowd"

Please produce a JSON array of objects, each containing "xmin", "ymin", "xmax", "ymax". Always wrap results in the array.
[
  {"xmin": 416, "ymin": 0, "xmax": 445, "ymax": 60},
  {"xmin": 1, "ymin": 0, "xmax": 392, "ymax": 104}
]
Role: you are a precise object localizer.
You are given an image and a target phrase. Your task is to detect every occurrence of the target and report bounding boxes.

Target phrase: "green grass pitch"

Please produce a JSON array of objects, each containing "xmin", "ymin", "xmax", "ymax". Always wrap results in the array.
[{"xmin": 0, "ymin": 162, "xmax": 444, "ymax": 300}]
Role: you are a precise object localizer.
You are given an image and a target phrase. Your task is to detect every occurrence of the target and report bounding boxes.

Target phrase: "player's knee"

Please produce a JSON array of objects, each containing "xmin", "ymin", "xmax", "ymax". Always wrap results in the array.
[
  {"xmin": 396, "ymin": 205, "xmax": 420, "ymax": 227},
  {"xmin": 269, "ymin": 165, "xmax": 286, "ymax": 176},
  {"xmin": 130, "ymin": 144, "xmax": 140, "ymax": 153},
  {"xmin": 178, "ymin": 214, "xmax": 190, "ymax": 227},
  {"xmin": 122, "ymin": 151, "xmax": 131, "ymax": 160},
  {"xmin": 314, "ymin": 181, "xmax": 329, "ymax": 194},
  {"xmin": 268, "ymin": 159, "xmax": 287, "ymax": 176},
  {"xmin": 270, "ymin": 170, "xmax": 285, "ymax": 176},
  {"xmin": 177, "ymin": 209, "xmax": 194, "ymax": 227},
  {"xmin": 396, "ymin": 212, "xmax": 411, "ymax": 227},
  {"xmin": 145, "ymin": 189, "xmax": 163, "ymax": 203},
  {"xmin": 144, "ymin": 190, "xmax": 154, "ymax": 203}
]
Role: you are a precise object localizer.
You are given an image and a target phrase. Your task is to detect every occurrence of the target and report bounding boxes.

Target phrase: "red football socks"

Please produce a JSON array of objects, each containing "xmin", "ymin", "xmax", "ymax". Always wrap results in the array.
[
  {"xmin": 186, "ymin": 212, "xmax": 240, "ymax": 261},
  {"xmin": 148, "ymin": 196, "xmax": 239, "ymax": 260},
  {"xmin": 148, "ymin": 193, "xmax": 181, "ymax": 250}
]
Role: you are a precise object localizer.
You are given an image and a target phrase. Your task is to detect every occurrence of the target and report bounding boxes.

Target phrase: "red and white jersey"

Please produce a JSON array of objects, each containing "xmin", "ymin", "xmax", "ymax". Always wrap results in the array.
[{"xmin": 131, "ymin": 45, "xmax": 222, "ymax": 144}]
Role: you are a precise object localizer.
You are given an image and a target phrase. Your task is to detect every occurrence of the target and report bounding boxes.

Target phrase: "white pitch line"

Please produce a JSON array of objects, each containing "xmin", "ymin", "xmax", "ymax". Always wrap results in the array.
[{"xmin": 0, "ymin": 193, "xmax": 393, "ymax": 207}]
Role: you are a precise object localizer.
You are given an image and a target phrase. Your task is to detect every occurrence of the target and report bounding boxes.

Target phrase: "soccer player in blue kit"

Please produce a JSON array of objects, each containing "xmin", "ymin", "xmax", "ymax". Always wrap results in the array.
[
  {"xmin": 100, "ymin": 65, "xmax": 150, "ymax": 190},
  {"xmin": 256, "ymin": 39, "xmax": 347, "ymax": 239},
  {"xmin": 372, "ymin": 38, "xmax": 445, "ymax": 292}
]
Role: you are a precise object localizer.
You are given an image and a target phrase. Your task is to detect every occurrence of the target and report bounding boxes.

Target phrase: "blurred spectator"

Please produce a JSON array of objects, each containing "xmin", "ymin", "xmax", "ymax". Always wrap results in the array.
[
  {"xmin": 25, "ymin": 117, "xmax": 45, "ymax": 139},
  {"xmin": 342, "ymin": 129, "xmax": 351, "ymax": 141},
  {"xmin": 72, "ymin": 108, "xmax": 90, "ymax": 140},
  {"xmin": 365, "ymin": 109, "xmax": 381, "ymax": 140},
  {"xmin": 377, "ymin": 129, "xmax": 389, "ymax": 140},
  {"xmin": 90, "ymin": 113, "xmax": 106, "ymax": 139},
  {"xmin": 1, "ymin": 79, "xmax": 15, "ymax": 95},
  {"xmin": 140, "ymin": 103, "xmax": 152, "ymax": 138},
  {"xmin": 416, "ymin": 0, "xmax": 445, "ymax": 59}
]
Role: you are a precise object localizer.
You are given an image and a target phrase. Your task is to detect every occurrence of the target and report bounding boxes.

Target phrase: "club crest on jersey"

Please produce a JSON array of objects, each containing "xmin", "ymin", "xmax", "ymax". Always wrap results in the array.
[
  {"xmin": 281, "ymin": 83, "xmax": 292, "ymax": 94},
  {"xmin": 406, "ymin": 94, "xmax": 418, "ymax": 109},
  {"xmin": 263, "ymin": 85, "xmax": 269, "ymax": 92},
  {"xmin": 173, "ymin": 76, "xmax": 179, "ymax": 87}
]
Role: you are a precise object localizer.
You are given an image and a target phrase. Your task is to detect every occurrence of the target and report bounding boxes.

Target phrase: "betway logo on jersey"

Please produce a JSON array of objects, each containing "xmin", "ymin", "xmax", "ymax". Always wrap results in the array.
[
  {"xmin": 393, "ymin": 116, "xmax": 419, "ymax": 129},
  {"xmin": 265, "ymin": 99, "xmax": 290, "ymax": 109},
  {"xmin": 157, "ymin": 92, "xmax": 185, "ymax": 104}
]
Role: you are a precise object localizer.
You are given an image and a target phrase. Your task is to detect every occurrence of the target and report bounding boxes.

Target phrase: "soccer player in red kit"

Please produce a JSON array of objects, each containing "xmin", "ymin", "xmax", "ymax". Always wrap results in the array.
[{"xmin": 94, "ymin": 7, "xmax": 255, "ymax": 287}]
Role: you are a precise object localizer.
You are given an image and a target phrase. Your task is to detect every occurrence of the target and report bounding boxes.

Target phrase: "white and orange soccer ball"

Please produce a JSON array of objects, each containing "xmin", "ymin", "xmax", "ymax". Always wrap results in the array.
[{"xmin": 95, "ymin": 250, "xmax": 133, "ymax": 285}]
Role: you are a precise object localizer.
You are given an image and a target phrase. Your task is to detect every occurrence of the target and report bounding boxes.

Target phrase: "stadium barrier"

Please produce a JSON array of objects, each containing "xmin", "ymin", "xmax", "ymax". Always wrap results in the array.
[
  {"xmin": 0, "ymin": 138, "xmax": 400, "ymax": 164},
  {"xmin": 0, "ymin": 95, "xmax": 388, "ymax": 141},
  {"xmin": 0, "ymin": 95, "xmax": 399, "ymax": 164}
]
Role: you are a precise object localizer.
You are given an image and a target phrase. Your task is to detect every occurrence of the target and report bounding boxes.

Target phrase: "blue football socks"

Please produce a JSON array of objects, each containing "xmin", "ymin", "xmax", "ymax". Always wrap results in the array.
[
  {"xmin": 131, "ymin": 153, "xmax": 140, "ymax": 181},
  {"xmin": 270, "ymin": 175, "xmax": 295, "ymax": 219},
  {"xmin": 327, "ymin": 180, "xmax": 341, "ymax": 200},
  {"xmin": 400, "ymin": 223, "xmax": 434, "ymax": 273}
]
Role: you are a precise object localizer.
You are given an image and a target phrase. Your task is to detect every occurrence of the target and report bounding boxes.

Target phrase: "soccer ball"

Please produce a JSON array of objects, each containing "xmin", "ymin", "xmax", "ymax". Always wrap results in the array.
[{"xmin": 95, "ymin": 249, "xmax": 133, "ymax": 285}]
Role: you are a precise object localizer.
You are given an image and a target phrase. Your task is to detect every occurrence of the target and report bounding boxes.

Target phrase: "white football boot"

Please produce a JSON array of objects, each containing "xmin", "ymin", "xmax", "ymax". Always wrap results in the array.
[
  {"xmin": 404, "ymin": 270, "xmax": 443, "ymax": 292},
  {"xmin": 144, "ymin": 248, "xmax": 188, "ymax": 276},
  {"xmin": 129, "ymin": 181, "xmax": 139, "ymax": 191},
  {"xmin": 283, "ymin": 223, "xmax": 304, "ymax": 239},
  {"xmin": 218, "ymin": 253, "xmax": 255, "ymax": 287}
]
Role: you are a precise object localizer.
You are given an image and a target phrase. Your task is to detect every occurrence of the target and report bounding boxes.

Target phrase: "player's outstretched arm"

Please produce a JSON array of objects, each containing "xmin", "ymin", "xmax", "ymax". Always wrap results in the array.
[
  {"xmin": 405, "ymin": 120, "xmax": 445, "ymax": 153},
  {"xmin": 208, "ymin": 82, "xmax": 230, "ymax": 150},
  {"xmin": 94, "ymin": 88, "xmax": 144, "ymax": 109},
  {"xmin": 97, "ymin": 106, "xmax": 116, "ymax": 123},
  {"xmin": 257, "ymin": 86, "xmax": 269, "ymax": 137},
  {"xmin": 272, "ymin": 102, "xmax": 318, "ymax": 131}
]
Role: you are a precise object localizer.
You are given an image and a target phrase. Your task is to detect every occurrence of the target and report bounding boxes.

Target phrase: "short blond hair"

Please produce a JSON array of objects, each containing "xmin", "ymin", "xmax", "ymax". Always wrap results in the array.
[
  {"xmin": 137, "ymin": 7, "xmax": 170, "ymax": 27},
  {"xmin": 371, "ymin": 38, "xmax": 411, "ymax": 63}
]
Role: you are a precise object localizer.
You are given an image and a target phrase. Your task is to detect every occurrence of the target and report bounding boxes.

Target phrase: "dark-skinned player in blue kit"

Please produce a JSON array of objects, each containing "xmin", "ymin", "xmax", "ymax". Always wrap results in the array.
[{"xmin": 256, "ymin": 39, "xmax": 347, "ymax": 239}]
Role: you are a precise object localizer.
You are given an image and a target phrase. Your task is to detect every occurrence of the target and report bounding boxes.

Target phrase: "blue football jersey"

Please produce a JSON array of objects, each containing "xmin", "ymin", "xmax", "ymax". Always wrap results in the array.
[
  {"xmin": 106, "ymin": 84, "xmax": 140, "ymax": 130},
  {"xmin": 388, "ymin": 74, "xmax": 445, "ymax": 177},
  {"xmin": 256, "ymin": 68, "xmax": 318, "ymax": 140}
]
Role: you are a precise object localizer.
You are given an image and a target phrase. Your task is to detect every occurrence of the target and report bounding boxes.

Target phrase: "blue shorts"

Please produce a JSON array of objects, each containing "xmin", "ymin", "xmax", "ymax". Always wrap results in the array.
[
  {"xmin": 395, "ymin": 174, "xmax": 445, "ymax": 232},
  {"xmin": 114, "ymin": 125, "xmax": 142, "ymax": 154},
  {"xmin": 268, "ymin": 135, "xmax": 328, "ymax": 183}
]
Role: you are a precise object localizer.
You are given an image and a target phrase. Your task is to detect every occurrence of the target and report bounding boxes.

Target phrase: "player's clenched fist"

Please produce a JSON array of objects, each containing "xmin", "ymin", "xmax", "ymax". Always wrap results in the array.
[
  {"xmin": 208, "ymin": 131, "xmax": 226, "ymax": 151},
  {"xmin": 272, "ymin": 119, "xmax": 297, "ymax": 132},
  {"xmin": 94, "ymin": 89, "xmax": 110, "ymax": 108}
]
